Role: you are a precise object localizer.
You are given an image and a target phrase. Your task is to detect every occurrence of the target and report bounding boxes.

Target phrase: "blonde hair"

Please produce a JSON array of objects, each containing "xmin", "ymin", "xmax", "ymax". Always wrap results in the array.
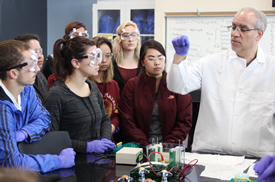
[
  {"xmin": 89, "ymin": 36, "xmax": 114, "ymax": 83},
  {"xmin": 113, "ymin": 21, "xmax": 140, "ymax": 65}
]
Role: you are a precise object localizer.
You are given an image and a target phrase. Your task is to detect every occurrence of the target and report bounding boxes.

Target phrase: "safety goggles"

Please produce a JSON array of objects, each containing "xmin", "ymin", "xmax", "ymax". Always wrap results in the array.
[
  {"xmin": 69, "ymin": 28, "xmax": 89, "ymax": 39},
  {"xmin": 75, "ymin": 48, "xmax": 102, "ymax": 66},
  {"xmin": 22, "ymin": 50, "xmax": 38, "ymax": 72},
  {"xmin": 102, "ymin": 53, "xmax": 113, "ymax": 60},
  {"xmin": 0, "ymin": 50, "xmax": 38, "ymax": 72},
  {"xmin": 32, "ymin": 48, "xmax": 43, "ymax": 55},
  {"xmin": 119, "ymin": 29, "xmax": 140, "ymax": 41},
  {"xmin": 144, "ymin": 55, "xmax": 166, "ymax": 62}
]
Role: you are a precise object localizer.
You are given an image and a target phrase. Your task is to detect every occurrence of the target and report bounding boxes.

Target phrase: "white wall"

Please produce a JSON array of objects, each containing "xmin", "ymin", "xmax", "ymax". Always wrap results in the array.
[{"xmin": 155, "ymin": 0, "xmax": 275, "ymax": 45}]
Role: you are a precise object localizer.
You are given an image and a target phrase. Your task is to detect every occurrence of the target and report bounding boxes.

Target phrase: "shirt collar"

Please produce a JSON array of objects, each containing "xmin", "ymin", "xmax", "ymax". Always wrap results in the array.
[
  {"xmin": 228, "ymin": 46, "xmax": 265, "ymax": 64},
  {"xmin": 0, "ymin": 80, "xmax": 21, "ymax": 110},
  {"xmin": 255, "ymin": 46, "xmax": 265, "ymax": 63}
]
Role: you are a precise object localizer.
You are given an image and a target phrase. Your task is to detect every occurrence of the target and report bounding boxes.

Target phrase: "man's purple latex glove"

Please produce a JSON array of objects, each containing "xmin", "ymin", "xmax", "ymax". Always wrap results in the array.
[
  {"xmin": 101, "ymin": 138, "xmax": 116, "ymax": 151},
  {"xmin": 87, "ymin": 140, "xmax": 108, "ymax": 153},
  {"xmin": 254, "ymin": 155, "xmax": 275, "ymax": 181},
  {"xmin": 58, "ymin": 148, "xmax": 76, "ymax": 169},
  {"xmin": 172, "ymin": 35, "xmax": 190, "ymax": 56},
  {"xmin": 259, "ymin": 174, "xmax": 275, "ymax": 182},
  {"xmin": 16, "ymin": 129, "xmax": 28, "ymax": 143}
]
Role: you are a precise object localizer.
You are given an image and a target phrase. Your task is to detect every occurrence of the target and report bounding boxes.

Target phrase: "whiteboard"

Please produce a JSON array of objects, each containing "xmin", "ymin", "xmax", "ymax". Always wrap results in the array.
[{"xmin": 165, "ymin": 15, "xmax": 275, "ymax": 71}]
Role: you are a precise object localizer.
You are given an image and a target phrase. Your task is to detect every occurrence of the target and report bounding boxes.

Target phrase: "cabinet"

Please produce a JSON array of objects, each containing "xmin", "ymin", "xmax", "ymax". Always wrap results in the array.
[{"xmin": 92, "ymin": 1, "xmax": 155, "ymax": 43}]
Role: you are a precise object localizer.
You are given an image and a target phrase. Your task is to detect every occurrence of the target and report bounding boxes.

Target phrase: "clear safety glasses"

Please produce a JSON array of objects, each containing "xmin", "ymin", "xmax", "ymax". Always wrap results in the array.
[
  {"xmin": 102, "ymin": 53, "xmax": 113, "ymax": 60},
  {"xmin": 32, "ymin": 48, "xmax": 43, "ymax": 55},
  {"xmin": 75, "ymin": 48, "xmax": 103, "ymax": 66},
  {"xmin": 144, "ymin": 55, "xmax": 166, "ymax": 63},
  {"xmin": 69, "ymin": 28, "xmax": 89, "ymax": 39},
  {"xmin": 119, "ymin": 29, "xmax": 140, "ymax": 41},
  {"xmin": 22, "ymin": 50, "xmax": 38, "ymax": 72},
  {"xmin": 0, "ymin": 50, "xmax": 38, "ymax": 72}
]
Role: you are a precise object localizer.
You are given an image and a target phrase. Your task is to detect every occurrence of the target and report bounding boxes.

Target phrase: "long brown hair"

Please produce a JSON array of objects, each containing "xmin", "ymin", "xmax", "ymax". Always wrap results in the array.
[{"xmin": 89, "ymin": 36, "xmax": 114, "ymax": 83}]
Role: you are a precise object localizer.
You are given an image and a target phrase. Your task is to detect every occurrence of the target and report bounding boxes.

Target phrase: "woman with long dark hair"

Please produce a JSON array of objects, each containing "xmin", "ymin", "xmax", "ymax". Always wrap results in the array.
[{"xmin": 44, "ymin": 36, "xmax": 116, "ymax": 153}]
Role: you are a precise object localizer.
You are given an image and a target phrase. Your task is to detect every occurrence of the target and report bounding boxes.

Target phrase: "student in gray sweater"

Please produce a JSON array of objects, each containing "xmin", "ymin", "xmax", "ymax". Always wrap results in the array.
[{"xmin": 44, "ymin": 36, "xmax": 116, "ymax": 153}]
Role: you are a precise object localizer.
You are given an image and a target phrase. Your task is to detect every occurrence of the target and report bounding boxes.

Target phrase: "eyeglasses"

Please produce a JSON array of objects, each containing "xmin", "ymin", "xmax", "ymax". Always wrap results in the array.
[
  {"xmin": 144, "ymin": 56, "xmax": 166, "ymax": 62},
  {"xmin": 227, "ymin": 25, "xmax": 259, "ymax": 33},
  {"xmin": 102, "ymin": 53, "xmax": 113, "ymax": 60},
  {"xmin": 32, "ymin": 48, "xmax": 43, "ymax": 55},
  {"xmin": 119, "ymin": 29, "xmax": 140, "ymax": 41},
  {"xmin": 69, "ymin": 28, "xmax": 89, "ymax": 39},
  {"xmin": 75, "ymin": 48, "xmax": 102, "ymax": 66},
  {"xmin": 0, "ymin": 50, "xmax": 38, "ymax": 72}
]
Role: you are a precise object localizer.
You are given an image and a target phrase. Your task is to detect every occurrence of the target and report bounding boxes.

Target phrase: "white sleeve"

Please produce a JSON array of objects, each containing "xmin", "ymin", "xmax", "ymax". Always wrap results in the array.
[{"xmin": 167, "ymin": 58, "xmax": 203, "ymax": 95}]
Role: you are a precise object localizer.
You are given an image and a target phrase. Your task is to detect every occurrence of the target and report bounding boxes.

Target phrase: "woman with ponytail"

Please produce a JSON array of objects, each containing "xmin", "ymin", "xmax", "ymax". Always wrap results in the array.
[
  {"xmin": 44, "ymin": 36, "xmax": 116, "ymax": 154},
  {"xmin": 46, "ymin": 21, "xmax": 89, "ymax": 88}
]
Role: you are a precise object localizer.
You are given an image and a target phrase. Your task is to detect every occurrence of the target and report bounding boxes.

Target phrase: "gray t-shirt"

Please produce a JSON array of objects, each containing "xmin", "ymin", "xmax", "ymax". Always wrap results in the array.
[{"xmin": 148, "ymin": 92, "xmax": 163, "ymax": 143}]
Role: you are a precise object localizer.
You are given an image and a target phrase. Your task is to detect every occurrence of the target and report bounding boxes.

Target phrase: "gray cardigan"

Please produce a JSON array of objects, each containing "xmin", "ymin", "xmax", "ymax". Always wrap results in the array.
[{"xmin": 44, "ymin": 79, "xmax": 112, "ymax": 153}]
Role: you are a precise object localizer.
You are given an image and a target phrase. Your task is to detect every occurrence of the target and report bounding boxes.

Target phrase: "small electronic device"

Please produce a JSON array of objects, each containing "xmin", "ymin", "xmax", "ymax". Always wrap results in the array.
[
  {"xmin": 116, "ymin": 147, "xmax": 143, "ymax": 165},
  {"xmin": 130, "ymin": 161, "xmax": 168, "ymax": 179},
  {"xmin": 129, "ymin": 142, "xmax": 192, "ymax": 181}
]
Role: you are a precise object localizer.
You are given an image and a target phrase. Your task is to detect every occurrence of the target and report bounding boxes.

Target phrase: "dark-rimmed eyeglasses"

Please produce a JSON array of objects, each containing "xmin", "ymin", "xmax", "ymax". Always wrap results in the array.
[{"xmin": 227, "ymin": 25, "xmax": 259, "ymax": 33}]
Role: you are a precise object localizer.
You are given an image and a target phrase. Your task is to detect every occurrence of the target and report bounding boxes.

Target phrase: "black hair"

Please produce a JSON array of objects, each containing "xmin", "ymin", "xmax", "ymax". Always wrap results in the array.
[
  {"xmin": 138, "ymin": 40, "xmax": 166, "ymax": 72},
  {"xmin": 14, "ymin": 34, "xmax": 40, "ymax": 43}
]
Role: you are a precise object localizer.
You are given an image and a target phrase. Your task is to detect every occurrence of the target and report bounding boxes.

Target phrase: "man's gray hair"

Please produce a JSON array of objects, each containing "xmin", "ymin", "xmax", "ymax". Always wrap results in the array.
[{"xmin": 236, "ymin": 7, "xmax": 267, "ymax": 32}]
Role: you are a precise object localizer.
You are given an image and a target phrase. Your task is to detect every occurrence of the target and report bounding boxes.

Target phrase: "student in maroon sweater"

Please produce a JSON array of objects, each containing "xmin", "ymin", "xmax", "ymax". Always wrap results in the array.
[
  {"xmin": 119, "ymin": 40, "xmax": 193, "ymax": 146},
  {"xmin": 89, "ymin": 37, "xmax": 120, "ymax": 134}
]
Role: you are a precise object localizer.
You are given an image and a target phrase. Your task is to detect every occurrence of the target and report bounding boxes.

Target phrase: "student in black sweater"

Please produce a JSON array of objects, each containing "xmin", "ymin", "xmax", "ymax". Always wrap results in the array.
[{"xmin": 44, "ymin": 36, "xmax": 116, "ymax": 153}]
